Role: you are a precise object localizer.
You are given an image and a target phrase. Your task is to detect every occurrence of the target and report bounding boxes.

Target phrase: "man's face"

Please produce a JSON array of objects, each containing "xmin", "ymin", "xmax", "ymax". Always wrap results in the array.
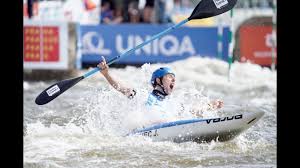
[{"xmin": 161, "ymin": 73, "xmax": 175, "ymax": 95}]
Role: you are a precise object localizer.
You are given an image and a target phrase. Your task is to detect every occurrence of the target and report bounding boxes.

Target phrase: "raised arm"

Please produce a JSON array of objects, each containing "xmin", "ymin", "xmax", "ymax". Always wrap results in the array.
[{"xmin": 97, "ymin": 56, "xmax": 136, "ymax": 99}]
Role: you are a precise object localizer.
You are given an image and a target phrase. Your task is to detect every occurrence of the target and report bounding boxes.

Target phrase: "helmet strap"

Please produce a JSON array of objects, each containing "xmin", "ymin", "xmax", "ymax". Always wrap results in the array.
[{"xmin": 155, "ymin": 77, "xmax": 168, "ymax": 95}]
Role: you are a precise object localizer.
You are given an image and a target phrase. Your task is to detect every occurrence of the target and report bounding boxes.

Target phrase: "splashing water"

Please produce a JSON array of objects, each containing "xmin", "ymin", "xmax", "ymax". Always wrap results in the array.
[{"xmin": 24, "ymin": 57, "xmax": 276, "ymax": 168}]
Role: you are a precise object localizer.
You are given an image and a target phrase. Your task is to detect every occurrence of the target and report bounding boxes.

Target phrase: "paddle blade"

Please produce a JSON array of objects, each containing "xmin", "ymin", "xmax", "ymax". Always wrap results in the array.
[
  {"xmin": 188, "ymin": 0, "xmax": 237, "ymax": 20},
  {"xmin": 35, "ymin": 76, "xmax": 84, "ymax": 105}
]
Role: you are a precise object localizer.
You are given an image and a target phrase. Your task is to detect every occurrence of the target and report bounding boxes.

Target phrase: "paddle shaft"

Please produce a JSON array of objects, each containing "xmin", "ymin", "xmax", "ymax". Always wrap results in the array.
[{"xmin": 83, "ymin": 19, "xmax": 189, "ymax": 78}]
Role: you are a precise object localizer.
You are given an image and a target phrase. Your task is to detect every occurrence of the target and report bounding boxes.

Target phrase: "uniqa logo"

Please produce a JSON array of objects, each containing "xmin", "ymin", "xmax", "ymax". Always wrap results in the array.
[
  {"xmin": 82, "ymin": 31, "xmax": 196, "ymax": 56},
  {"xmin": 82, "ymin": 32, "xmax": 112, "ymax": 55}
]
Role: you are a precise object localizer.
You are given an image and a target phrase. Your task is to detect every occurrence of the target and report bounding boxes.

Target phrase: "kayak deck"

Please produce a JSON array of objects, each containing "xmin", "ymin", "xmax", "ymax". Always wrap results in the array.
[{"xmin": 128, "ymin": 112, "xmax": 264, "ymax": 143}]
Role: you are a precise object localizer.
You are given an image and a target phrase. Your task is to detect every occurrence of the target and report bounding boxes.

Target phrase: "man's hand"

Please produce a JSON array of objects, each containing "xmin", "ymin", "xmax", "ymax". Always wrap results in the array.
[
  {"xmin": 97, "ymin": 56, "xmax": 109, "ymax": 75},
  {"xmin": 209, "ymin": 99, "xmax": 224, "ymax": 110}
]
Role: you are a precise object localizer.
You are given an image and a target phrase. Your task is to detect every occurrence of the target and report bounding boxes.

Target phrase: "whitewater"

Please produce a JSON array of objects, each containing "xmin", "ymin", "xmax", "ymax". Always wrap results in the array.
[{"xmin": 24, "ymin": 57, "xmax": 276, "ymax": 168}]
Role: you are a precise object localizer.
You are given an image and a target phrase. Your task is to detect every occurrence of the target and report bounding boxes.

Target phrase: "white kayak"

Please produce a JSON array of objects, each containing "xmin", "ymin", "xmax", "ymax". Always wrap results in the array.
[{"xmin": 128, "ymin": 111, "xmax": 264, "ymax": 143}]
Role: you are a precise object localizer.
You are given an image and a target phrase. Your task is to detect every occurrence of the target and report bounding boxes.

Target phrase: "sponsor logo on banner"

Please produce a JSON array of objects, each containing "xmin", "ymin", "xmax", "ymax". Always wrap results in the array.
[
  {"xmin": 82, "ymin": 32, "xmax": 196, "ymax": 57},
  {"xmin": 239, "ymin": 25, "xmax": 277, "ymax": 66},
  {"xmin": 24, "ymin": 20, "xmax": 68, "ymax": 70},
  {"xmin": 265, "ymin": 32, "xmax": 276, "ymax": 48},
  {"xmin": 80, "ymin": 25, "xmax": 230, "ymax": 64},
  {"xmin": 213, "ymin": 0, "xmax": 228, "ymax": 9},
  {"xmin": 82, "ymin": 32, "xmax": 111, "ymax": 55},
  {"xmin": 24, "ymin": 26, "xmax": 59, "ymax": 62},
  {"xmin": 46, "ymin": 85, "xmax": 60, "ymax": 96}
]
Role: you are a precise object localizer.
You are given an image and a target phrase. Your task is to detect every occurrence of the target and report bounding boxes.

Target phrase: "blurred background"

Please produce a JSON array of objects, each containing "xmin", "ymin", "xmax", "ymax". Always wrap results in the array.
[{"xmin": 23, "ymin": 0, "xmax": 277, "ymax": 79}]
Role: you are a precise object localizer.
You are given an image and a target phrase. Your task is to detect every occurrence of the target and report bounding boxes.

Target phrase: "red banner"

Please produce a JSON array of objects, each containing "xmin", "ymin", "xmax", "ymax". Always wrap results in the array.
[
  {"xmin": 23, "ymin": 26, "xmax": 60, "ymax": 62},
  {"xmin": 239, "ymin": 25, "xmax": 277, "ymax": 66}
]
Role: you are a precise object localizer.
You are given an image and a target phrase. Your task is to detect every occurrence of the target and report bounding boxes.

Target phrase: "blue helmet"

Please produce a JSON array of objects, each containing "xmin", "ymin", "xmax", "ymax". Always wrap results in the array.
[{"xmin": 151, "ymin": 67, "xmax": 175, "ymax": 87}]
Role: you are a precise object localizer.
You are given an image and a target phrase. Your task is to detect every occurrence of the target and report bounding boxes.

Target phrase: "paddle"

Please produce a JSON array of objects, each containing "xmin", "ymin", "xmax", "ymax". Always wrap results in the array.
[{"xmin": 35, "ymin": 0, "xmax": 237, "ymax": 105}]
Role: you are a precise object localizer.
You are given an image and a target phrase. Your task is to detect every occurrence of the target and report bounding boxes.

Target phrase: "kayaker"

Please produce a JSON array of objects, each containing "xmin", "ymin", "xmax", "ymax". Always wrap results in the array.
[{"xmin": 97, "ymin": 56, "xmax": 223, "ymax": 111}]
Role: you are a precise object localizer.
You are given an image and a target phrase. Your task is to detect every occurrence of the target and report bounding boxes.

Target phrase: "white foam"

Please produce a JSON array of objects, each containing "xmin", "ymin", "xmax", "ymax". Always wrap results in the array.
[{"xmin": 24, "ymin": 57, "xmax": 276, "ymax": 167}]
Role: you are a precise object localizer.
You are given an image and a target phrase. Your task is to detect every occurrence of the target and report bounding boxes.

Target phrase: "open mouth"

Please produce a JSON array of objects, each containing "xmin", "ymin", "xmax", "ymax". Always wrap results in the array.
[{"xmin": 170, "ymin": 84, "xmax": 174, "ymax": 89}]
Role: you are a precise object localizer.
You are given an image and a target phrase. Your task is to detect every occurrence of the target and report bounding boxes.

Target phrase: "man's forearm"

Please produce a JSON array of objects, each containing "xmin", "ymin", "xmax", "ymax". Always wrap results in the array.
[
  {"xmin": 102, "ymin": 72, "xmax": 134, "ymax": 97},
  {"xmin": 97, "ymin": 56, "xmax": 135, "ymax": 99},
  {"xmin": 103, "ymin": 72, "xmax": 122, "ymax": 91}
]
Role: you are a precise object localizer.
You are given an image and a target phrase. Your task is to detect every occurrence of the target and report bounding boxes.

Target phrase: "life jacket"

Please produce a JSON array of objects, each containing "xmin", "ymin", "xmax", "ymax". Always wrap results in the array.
[{"xmin": 145, "ymin": 89, "xmax": 167, "ymax": 106}]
